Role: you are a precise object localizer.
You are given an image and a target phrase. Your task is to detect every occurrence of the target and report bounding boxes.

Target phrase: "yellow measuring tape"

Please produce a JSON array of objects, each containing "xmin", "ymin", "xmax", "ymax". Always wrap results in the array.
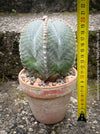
[{"xmin": 77, "ymin": 0, "xmax": 89, "ymax": 121}]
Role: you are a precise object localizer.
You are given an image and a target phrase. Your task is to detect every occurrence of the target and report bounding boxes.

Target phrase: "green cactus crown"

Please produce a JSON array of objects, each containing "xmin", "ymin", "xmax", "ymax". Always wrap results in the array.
[{"xmin": 19, "ymin": 16, "xmax": 76, "ymax": 82}]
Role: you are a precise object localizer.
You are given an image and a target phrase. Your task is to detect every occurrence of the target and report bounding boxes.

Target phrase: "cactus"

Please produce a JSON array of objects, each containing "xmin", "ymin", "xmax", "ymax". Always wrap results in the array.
[{"xmin": 19, "ymin": 16, "xmax": 76, "ymax": 82}]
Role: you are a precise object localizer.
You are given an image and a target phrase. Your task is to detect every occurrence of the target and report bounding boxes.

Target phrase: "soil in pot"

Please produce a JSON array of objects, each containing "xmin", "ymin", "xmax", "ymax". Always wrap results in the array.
[{"xmin": 20, "ymin": 68, "xmax": 76, "ymax": 88}]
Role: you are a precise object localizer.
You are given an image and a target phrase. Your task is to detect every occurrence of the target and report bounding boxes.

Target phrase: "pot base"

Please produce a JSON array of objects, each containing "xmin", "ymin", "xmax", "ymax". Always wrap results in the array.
[{"xmin": 26, "ymin": 93, "xmax": 71, "ymax": 124}]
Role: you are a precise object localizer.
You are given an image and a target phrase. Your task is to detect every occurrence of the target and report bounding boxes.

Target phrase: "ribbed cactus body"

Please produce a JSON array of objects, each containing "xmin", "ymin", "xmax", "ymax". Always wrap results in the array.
[{"xmin": 19, "ymin": 17, "xmax": 76, "ymax": 81}]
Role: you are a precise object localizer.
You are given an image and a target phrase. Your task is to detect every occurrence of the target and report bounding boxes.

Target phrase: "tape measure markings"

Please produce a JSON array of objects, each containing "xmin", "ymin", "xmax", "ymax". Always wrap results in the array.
[{"xmin": 77, "ymin": 0, "xmax": 89, "ymax": 121}]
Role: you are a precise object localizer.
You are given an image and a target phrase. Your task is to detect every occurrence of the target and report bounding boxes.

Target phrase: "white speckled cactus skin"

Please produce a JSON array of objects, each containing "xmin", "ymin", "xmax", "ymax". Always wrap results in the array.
[{"xmin": 19, "ymin": 16, "xmax": 76, "ymax": 81}]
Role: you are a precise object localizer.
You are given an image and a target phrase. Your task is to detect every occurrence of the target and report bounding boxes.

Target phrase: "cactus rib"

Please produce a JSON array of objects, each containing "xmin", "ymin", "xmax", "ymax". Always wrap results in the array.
[{"xmin": 43, "ymin": 16, "xmax": 48, "ymax": 74}]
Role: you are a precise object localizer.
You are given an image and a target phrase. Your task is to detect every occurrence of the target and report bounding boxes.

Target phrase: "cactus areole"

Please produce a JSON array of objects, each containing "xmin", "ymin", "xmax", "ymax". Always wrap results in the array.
[{"xmin": 19, "ymin": 16, "xmax": 76, "ymax": 82}]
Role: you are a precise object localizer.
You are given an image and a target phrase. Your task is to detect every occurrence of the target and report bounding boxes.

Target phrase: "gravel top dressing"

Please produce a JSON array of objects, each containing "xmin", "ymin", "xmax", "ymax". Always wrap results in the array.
[{"xmin": 20, "ymin": 68, "xmax": 75, "ymax": 87}]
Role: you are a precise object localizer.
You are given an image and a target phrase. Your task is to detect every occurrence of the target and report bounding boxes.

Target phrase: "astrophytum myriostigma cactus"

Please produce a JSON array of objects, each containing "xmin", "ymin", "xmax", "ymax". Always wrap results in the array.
[{"xmin": 19, "ymin": 16, "xmax": 76, "ymax": 81}]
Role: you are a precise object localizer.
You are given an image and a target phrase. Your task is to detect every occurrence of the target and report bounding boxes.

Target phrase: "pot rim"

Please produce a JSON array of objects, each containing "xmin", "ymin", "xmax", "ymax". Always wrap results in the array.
[{"xmin": 18, "ymin": 67, "xmax": 77, "ymax": 89}]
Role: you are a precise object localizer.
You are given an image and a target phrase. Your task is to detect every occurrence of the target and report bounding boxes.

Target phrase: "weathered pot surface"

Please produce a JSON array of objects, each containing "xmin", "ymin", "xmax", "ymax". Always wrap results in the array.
[{"xmin": 18, "ymin": 67, "xmax": 77, "ymax": 124}]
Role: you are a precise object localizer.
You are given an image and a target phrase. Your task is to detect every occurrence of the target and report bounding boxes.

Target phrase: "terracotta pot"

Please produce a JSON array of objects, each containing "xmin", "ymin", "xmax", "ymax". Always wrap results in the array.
[{"xmin": 18, "ymin": 68, "xmax": 77, "ymax": 124}]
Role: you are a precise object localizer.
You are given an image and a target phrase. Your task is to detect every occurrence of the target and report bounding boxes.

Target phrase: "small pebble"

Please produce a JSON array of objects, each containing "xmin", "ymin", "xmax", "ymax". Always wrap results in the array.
[
  {"xmin": 22, "ymin": 117, "xmax": 25, "ymax": 120},
  {"xmin": 49, "ymin": 82, "xmax": 52, "ymax": 86},
  {"xmin": 52, "ymin": 83, "xmax": 56, "ymax": 86},
  {"xmin": 30, "ymin": 81, "xmax": 34, "ymax": 85},
  {"xmin": 60, "ymin": 122, "xmax": 64, "ymax": 125},
  {"xmin": 34, "ymin": 78, "xmax": 41, "ymax": 86},
  {"xmin": 96, "ymin": 131, "xmax": 99, "ymax": 134},
  {"xmin": 13, "ymin": 131, "xmax": 16, "ymax": 134},
  {"xmin": 51, "ymin": 131, "xmax": 56, "ymax": 134},
  {"xmin": 26, "ymin": 71, "xmax": 30, "ymax": 77},
  {"xmin": 31, "ymin": 117, "xmax": 34, "ymax": 122},
  {"xmin": 70, "ymin": 97, "xmax": 77, "ymax": 104},
  {"xmin": 38, "ymin": 83, "xmax": 42, "ymax": 86},
  {"xmin": 56, "ymin": 79, "xmax": 62, "ymax": 83},
  {"xmin": 67, "ymin": 124, "xmax": 72, "ymax": 127},
  {"xmin": 22, "ymin": 111, "xmax": 26, "ymax": 114},
  {"xmin": 93, "ymin": 120, "xmax": 98, "ymax": 124},
  {"xmin": 27, "ymin": 81, "xmax": 30, "ymax": 85},
  {"xmin": 34, "ymin": 121, "xmax": 37, "ymax": 125},
  {"xmin": 71, "ymin": 113, "xmax": 76, "ymax": 118},
  {"xmin": 21, "ymin": 74, "xmax": 25, "ymax": 79},
  {"xmin": 29, "ymin": 128, "xmax": 33, "ymax": 132},
  {"xmin": 92, "ymin": 126, "xmax": 95, "ymax": 129},
  {"xmin": 31, "ymin": 77, "xmax": 35, "ymax": 81},
  {"xmin": 68, "ymin": 118, "xmax": 71, "ymax": 121},
  {"xmin": 18, "ymin": 125, "xmax": 24, "ymax": 128}
]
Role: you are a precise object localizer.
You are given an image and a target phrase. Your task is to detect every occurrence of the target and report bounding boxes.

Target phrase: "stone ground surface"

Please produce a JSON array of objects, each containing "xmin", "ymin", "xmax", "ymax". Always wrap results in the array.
[
  {"xmin": 0, "ymin": 80, "xmax": 100, "ymax": 134},
  {"xmin": 0, "ymin": 12, "xmax": 100, "ymax": 33}
]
